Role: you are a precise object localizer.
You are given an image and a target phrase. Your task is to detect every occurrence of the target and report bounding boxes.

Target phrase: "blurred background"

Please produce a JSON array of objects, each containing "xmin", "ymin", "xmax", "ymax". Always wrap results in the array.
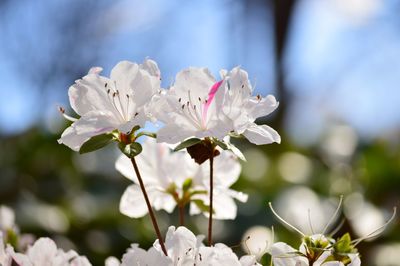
[{"xmin": 0, "ymin": 0, "xmax": 399, "ymax": 265}]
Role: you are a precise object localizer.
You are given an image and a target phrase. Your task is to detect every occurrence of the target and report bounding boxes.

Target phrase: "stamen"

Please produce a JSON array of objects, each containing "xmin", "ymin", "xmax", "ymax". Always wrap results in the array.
[
  {"xmin": 308, "ymin": 209, "xmax": 315, "ymax": 235},
  {"xmin": 352, "ymin": 207, "xmax": 397, "ymax": 246},
  {"xmin": 322, "ymin": 196, "xmax": 343, "ymax": 235},
  {"xmin": 269, "ymin": 202, "xmax": 305, "ymax": 237},
  {"xmin": 58, "ymin": 106, "xmax": 77, "ymax": 122}
]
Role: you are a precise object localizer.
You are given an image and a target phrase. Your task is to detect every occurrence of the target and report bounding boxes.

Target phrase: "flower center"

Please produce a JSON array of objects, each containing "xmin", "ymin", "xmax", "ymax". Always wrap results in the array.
[
  {"xmin": 104, "ymin": 82, "xmax": 131, "ymax": 121},
  {"xmin": 178, "ymin": 80, "xmax": 223, "ymax": 131}
]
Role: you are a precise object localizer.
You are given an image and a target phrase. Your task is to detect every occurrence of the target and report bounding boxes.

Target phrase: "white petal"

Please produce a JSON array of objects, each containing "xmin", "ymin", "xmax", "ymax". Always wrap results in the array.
[
  {"xmin": 58, "ymin": 126, "xmax": 90, "ymax": 152},
  {"xmin": 119, "ymin": 185, "xmax": 148, "ymax": 218},
  {"xmin": 115, "ymin": 155, "xmax": 138, "ymax": 183},
  {"xmin": 68, "ymin": 74, "xmax": 115, "ymax": 117},
  {"xmin": 157, "ymin": 125, "xmax": 195, "ymax": 144},
  {"xmin": 172, "ymin": 67, "xmax": 216, "ymax": 102},
  {"xmin": 246, "ymin": 95, "xmax": 279, "ymax": 121},
  {"xmin": 270, "ymin": 242, "xmax": 308, "ymax": 266},
  {"xmin": 242, "ymin": 124, "xmax": 281, "ymax": 145},
  {"xmin": 27, "ymin": 238, "xmax": 58, "ymax": 265},
  {"xmin": 212, "ymin": 151, "xmax": 241, "ymax": 187},
  {"xmin": 141, "ymin": 59, "xmax": 161, "ymax": 79},
  {"xmin": 88, "ymin": 67, "xmax": 103, "ymax": 75},
  {"xmin": 239, "ymin": 255, "xmax": 261, "ymax": 266},
  {"xmin": 197, "ymin": 244, "xmax": 241, "ymax": 265},
  {"xmin": 162, "ymin": 226, "xmax": 197, "ymax": 262},
  {"xmin": 105, "ymin": 257, "xmax": 120, "ymax": 266}
]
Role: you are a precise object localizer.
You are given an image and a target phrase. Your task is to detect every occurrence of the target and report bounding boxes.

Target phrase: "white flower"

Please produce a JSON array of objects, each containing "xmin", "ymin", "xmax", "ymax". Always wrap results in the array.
[
  {"xmin": 220, "ymin": 67, "xmax": 280, "ymax": 145},
  {"xmin": 115, "ymin": 139, "xmax": 247, "ymax": 219},
  {"xmin": 111, "ymin": 226, "xmax": 259, "ymax": 266},
  {"xmin": 270, "ymin": 235, "xmax": 361, "ymax": 266},
  {"xmin": 6, "ymin": 237, "xmax": 91, "ymax": 266},
  {"xmin": 0, "ymin": 206, "xmax": 15, "ymax": 232},
  {"xmin": 155, "ymin": 67, "xmax": 231, "ymax": 144},
  {"xmin": 58, "ymin": 59, "xmax": 161, "ymax": 151},
  {"xmin": 189, "ymin": 151, "xmax": 248, "ymax": 220}
]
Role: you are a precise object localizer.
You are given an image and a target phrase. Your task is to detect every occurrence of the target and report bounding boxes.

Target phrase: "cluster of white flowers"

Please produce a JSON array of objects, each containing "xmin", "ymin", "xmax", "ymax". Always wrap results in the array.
[
  {"xmin": 105, "ymin": 226, "xmax": 260, "ymax": 266},
  {"xmin": 29, "ymin": 58, "xmax": 395, "ymax": 265},
  {"xmin": 0, "ymin": 232, "xmax": 91, "ymax": 266},
  {"xmin": 58, "ymin": 59, "xmax": 280, "ymax": 151}
]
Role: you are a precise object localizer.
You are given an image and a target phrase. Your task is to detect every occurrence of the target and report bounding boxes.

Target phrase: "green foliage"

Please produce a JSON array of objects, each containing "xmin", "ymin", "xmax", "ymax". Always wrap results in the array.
[
  {"xmin": 79, "ymin": 134, "xmax": 114, "ymax": 154},
  {"xmin": 118, "ymin": 142, "xmax": 143, "ymax": 158},
  {"xmin": 173, "ymin": 138, "xmax": 202, "ymax": 151}
]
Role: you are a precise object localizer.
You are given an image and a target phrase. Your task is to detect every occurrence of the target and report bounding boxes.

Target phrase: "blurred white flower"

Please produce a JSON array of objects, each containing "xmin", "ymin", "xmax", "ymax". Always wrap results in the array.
[
  {"xmin": 115, "ymin": 138, "xmax": 247, "ymax": 219},
  {"xmin": 0, "ymin": 206, "xmax": 15, "ymax": 231},
  {"xmin": 59, "ymin": 59, "xmax": 161, "ymax": 151},
  {"xmin": 6, "ymin": 237, "xmax": 91, "ymax": 266}
]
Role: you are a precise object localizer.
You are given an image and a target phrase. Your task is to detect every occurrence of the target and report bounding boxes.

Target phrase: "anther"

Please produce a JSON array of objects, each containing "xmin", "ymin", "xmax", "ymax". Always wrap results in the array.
[
  {"xmin": 198, "ymin": 97, "xmax": 201, "ymax": 101},
  {"xmin": 58, "ymin": 107, "xmax": 65, "ymax": 114},
  {"xmin": 105, "ymin": 83, "xmax": 108, "ymax": 88},
  {"xmin": 107, "ymin": 89, "xmax": 110, "ymax": 94},
  {"xmin": 178, "ymin": 98, "xmax": 182, "ymax": 103}
]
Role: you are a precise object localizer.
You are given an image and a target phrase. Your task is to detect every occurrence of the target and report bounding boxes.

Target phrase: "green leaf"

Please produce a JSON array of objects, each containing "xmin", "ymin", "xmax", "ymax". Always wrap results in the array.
[
  {"xmin": 259, "ymin": 253, "xmax": 272, "ymax": 266},
  {"xmin": 79, "ymin": 134, "xmax": 114, "ymax": 154},
  {"xmin": 118, "ymin": 142, "xmax": 143, "ymax": 158},
  {"xmin": 192, "ymin": 199, "xmax": 214, "ymax": 214},
  {"xmin": 182, "ymin": 178, "xmax": 193, "ymax": 191},
  {"xmin": 213, "ymin": 138, "xmax": 228, "ymax": 150},
  {"xmin": 174, "ymin": 138, "xmax": 202, "ymax": 151}
]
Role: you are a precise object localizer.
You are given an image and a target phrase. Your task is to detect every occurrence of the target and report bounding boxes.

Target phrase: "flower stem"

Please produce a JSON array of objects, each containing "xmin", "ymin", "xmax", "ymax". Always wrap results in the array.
[
  {"xmin": 178, "ymin": 205, "xmax": 185, "ymax": 226},
  {"xmin": 130, "ymin": 157, "xmax": 168, "ymax": 256},
  {"xmin": 208, "ymin": 154, "xmax": 214, "ymax": 246}
]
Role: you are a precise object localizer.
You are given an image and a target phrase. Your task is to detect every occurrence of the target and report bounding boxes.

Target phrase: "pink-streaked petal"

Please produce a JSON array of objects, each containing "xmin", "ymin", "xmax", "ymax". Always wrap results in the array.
[{"xmin": 201, "ymin": 80, "xmax": 223, "ymax": 124}]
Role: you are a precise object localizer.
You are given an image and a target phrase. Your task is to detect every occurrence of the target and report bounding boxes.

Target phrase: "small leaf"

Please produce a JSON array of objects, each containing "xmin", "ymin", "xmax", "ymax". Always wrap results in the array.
[
  {"xmin": 118, "ymin": 142, "xmax": 143, "ymax": 158},
  {"xmin": 213, "ymin": 138, "xmax": 228, "ymax": 150},
  {"xmin": 182, "ymin": 178, "xmax": 193, "ymax": 191},
  {"xmin": 259, "ymin": 253, "xmax": 272, "ymax": 266},
  {"xmin": 174, "ymin": 138, "xmax": 202, "ymax": 151},
  {"xmin": 192, "ymin": 199, "xmax": 215, "ymax": 214},
  {"xmin": 79, "ymin": 134, "xmax": 114, "ymax": 154}
]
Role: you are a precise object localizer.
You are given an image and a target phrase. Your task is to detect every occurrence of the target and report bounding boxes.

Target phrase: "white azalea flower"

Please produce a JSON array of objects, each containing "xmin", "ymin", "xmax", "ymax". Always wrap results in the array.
[
  {"xmin": 155, "ymin": 67, "xmax": 231, "ymax": 144},
  {"xmin": 7, "ymin": 237, "xmax": 91, "ymax": 266},
  {"xmin": 270, "ymin": 235, "xmax": 361, "ymax": 266},
  {"xmin": 112, "ymin": 226, "xmax": 259, "ymax": 266},
  {"xmin": 220, "ymin": 67, "xmax": 280, "ymax": 145},
  {"xmin": 58, "ymin": 59, "xmax": 161, "ymax": 151},
  {"xmin": 115, "ymin": 139, "xmax": 246, "ymax": 219}
]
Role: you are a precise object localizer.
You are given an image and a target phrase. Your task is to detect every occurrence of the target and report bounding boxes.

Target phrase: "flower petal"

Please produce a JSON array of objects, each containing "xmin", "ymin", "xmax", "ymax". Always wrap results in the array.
[
  {"xmin": 119, "ymin": 185, "xmax": 148, "ymax": 218},
  {"xmin": 242, "ymin": 123, "xmax": 281, "ymax": 145}
]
